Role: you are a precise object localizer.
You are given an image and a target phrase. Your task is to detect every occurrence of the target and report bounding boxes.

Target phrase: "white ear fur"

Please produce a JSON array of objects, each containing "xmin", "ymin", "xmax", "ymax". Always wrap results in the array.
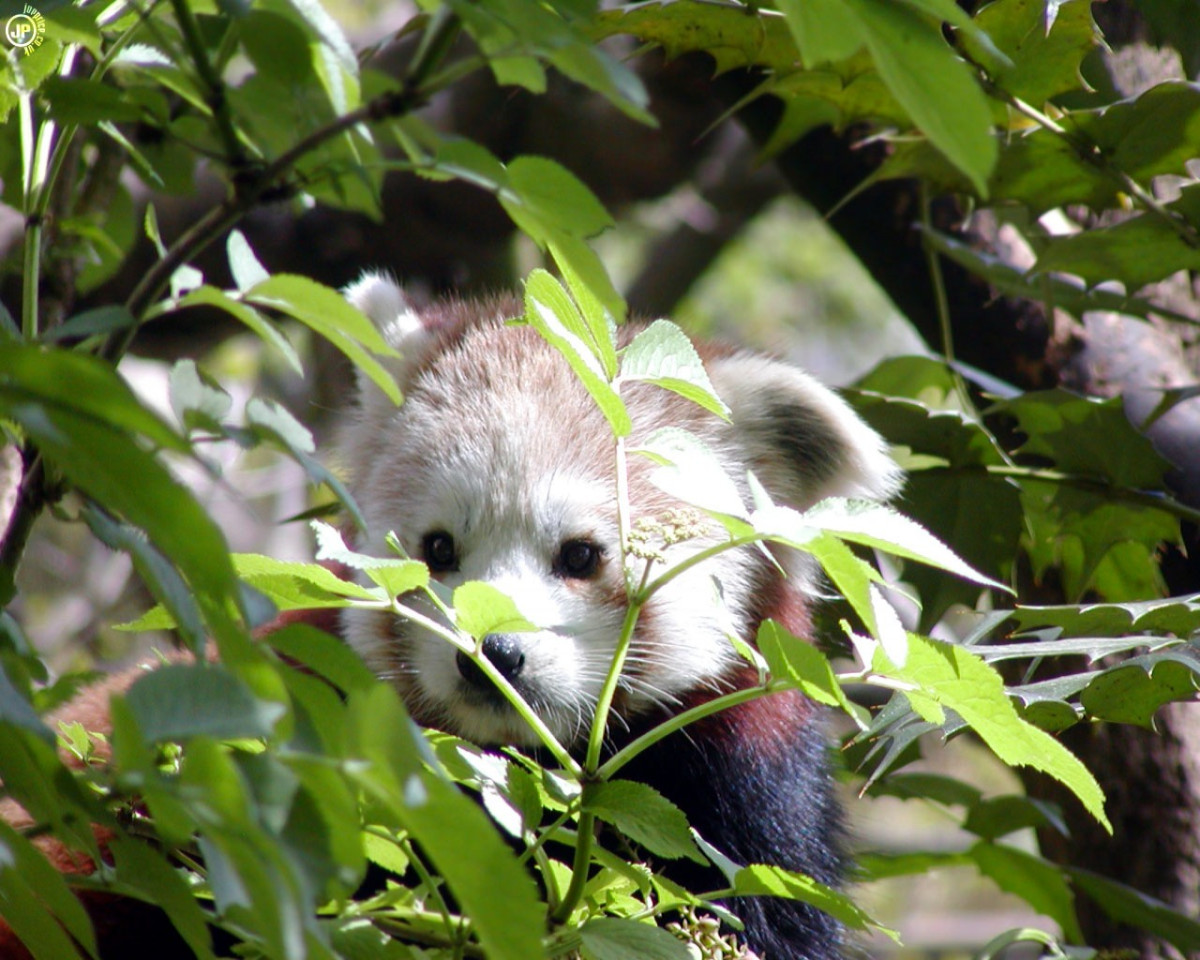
[
  {"xmin": 339, "ymin": 272, "xmax": 438, "ymax": 474},
  {"xmin": 342, "ymin": 271, "xmax": 439, "ymax": 407},
  {"xmin": 344, "ymin": 271, "xmax": 427, "ymax": 353},
  {"xmin": 708, "ymin": 354, "xmax": 902, "ymax": 509}
]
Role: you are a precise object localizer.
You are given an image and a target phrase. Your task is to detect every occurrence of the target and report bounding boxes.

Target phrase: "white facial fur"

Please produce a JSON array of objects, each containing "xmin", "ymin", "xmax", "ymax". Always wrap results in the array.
[{"xmin": 338, "ymin": 274, "xmax": 901, "ymax": 749}]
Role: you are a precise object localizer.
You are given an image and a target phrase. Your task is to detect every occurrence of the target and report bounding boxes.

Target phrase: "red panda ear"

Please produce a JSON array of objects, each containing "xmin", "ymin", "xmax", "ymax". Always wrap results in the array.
[
  {"xmin": 706, "ymin": 353, "xmax": 903, "ymax": 511},
  {"xmin": 343, "ymin": 271, "xmax": 435, "ymax": 396},
  {"xmin": 339, "ymin": 272, "xmax": 438, "ymax": 474}
]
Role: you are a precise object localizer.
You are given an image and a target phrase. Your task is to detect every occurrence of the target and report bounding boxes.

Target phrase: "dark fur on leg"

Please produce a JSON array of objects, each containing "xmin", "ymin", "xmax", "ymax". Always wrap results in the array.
[{"xmin": 626, "ymin": 687, "xmax": 844, "ymax": 960}]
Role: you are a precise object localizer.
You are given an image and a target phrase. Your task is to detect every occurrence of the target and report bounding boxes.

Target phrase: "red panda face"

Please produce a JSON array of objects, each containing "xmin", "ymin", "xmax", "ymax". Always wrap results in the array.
[
  {"xmin": 337, "ymin": 275, "xmax": 902, "ymax": 750},
  {"xmin": 340, "ymin": 311, "xmax": 752, "ymax": 747}
]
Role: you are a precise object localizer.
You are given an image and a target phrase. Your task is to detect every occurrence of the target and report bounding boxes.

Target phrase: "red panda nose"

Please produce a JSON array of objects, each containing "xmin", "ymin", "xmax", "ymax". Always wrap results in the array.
[{"xmin": 456, "ymin": 633, "xmax": 527, "ymax": 690}]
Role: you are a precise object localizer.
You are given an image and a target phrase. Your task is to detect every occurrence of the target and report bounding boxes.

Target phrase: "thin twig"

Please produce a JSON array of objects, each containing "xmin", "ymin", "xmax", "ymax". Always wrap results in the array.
[
  {"xmin": 3, "ymin": 9, "xmax": 466, "ymax": 607},
  {"xmin": 169, "ymin": 0, "xmax": 247, "ymax": 172}
]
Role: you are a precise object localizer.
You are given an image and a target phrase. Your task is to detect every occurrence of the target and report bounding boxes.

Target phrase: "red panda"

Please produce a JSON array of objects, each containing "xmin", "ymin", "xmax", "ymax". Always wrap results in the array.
[
  {"xmin": 0, "ymin": 276, "xmax": 901, "ymax": 960},
  {"xmin": 337, "ymin": 274, "xmax": 902, "ymax": 960}
]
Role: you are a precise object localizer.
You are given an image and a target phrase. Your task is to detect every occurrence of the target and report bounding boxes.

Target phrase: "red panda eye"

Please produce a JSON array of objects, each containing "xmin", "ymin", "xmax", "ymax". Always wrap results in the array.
[
  {"xmin": 555, "ymin": 539, "xmax": 602, "ymax": 579},
  {"xmin": 421, "ymin": 531, "xmax": 458, "ymax": 572}
]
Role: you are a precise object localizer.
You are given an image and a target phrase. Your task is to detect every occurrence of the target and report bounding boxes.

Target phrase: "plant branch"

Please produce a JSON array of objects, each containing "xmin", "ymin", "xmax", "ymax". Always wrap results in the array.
[
  {"xmin": 114, "ymin": 7, "xmax": 465, "ymax": 344},
  {"xmin": 548, "ymin": 807, "xmax": 596, "ymax": 925},
  {"xmin": 169, "ymin": 0, "xmax": 247, "ymax": 171},
  {"xmin": 982, "ymin": 79, "xmax": 1200, "ymax": 249},
  {"xmin": 4, "ymin": 9, "xmax": 466, "ymax": 610},
  {"xmin": 584, "ymin": 597, "xmax": 640, "ymax": 775},
  {"xmin": 597, "ymin": 683, "xmax": 778, "ymax": 780}
]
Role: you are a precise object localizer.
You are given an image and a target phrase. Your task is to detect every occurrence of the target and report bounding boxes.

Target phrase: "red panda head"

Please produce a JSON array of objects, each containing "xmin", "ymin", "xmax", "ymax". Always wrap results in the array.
[{"xmin": 338, "ymin": 273, "xmax": 902, "ymax": 749}]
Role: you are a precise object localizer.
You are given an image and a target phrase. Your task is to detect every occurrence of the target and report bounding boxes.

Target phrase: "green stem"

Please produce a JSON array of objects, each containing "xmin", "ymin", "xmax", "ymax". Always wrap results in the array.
[
  {"xmin": 111, "ymin": 8, "xmax": 465, "ymax": 347},
  {"xmin": 974, "ymin": 927, "xmax": 1063, "ymax": 960},
  {"xmin": 598, "ymin": 683, "xmax": 778, "ymax": 780},
  {"xmin": 549, "ymin": 807, "xmax": 596, "ymax": 925},
  {"xmin": 398, "ymin": 835, "xmax": 459, "ymax": 941},
  {"xmin": 637, "ymin": 533, "xmax": 762, "ymax": 605},
  {"xmin": 919, "ymin": 182, "xmax": 955, "ymax": 366},
  {"xmin": 384, "ymin": 595, "xmax": 580, "ymax": 776},
  {"xmin": 615, "ymin": 436, "xmax": 631, "ymax": 564},
  {"xmin": 169, "ymin": 0, "xmax": 246, "ymax": 170},
  {"xmin": 918, "ymin": 182, "xmax": 975, "ymax": 412},
  {"xmin": 989, "ymin": 83, "xmax": 1199, "ymax": 249},
  {"xmin": 584, "ymin": 600, "xmax": 640, "ymax": 774}
]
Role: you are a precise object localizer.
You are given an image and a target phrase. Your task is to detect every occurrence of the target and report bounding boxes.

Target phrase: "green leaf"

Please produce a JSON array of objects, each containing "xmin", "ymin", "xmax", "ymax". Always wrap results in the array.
[
  {"xmin": 585, "ymin": 780, "xmax": 705, "ymax": 863},
  {"xmin": 734, "ymin": 863, "xmax": 892, "ymax": 935},
  {"xmin": 1141, "ymin": 0, "xmax": 1200, "ymax": 77},
  {"xmin": 0, "ymin": 345, "xmax": 187, "ymax": 452},
  {"xmin": 227, "ymin": 229, "xmax": 270, "ymax": 292},
  {"xmin": 41, "ymin": 76, "xmax": 163, "ymax": 125},
  {"xmin": 84, "ymin": 507, "xmax": 209, "ymax": 650},
  {"xmin": 969, "ymin": 842, "xmax": 1083, "ymax": 942},
  {"xmin": 244, "ymin": 398, "xmax": 368, "ymax": 533},
  {"xmin": 1068, "ymin": 867, "xmax": 1200, "ymax": 952},
  {"xmin": 176, "ymin": 286, "xmax": 302, "ymax": 374},
  {"xmin": 0, "ymin": 660, "xmax": 52, "ymax": 740},
  {"xmin": 347, "ymin": 684, "xmax": 545, "ymax": 960},
  {"xmin": 545, "ymin": 34, "xmax": 652, "ymax": 126},
  {"xmin": 42, "ymin": 306, "xmax": 136, "ymax": 343},
  {"xmin": 467, "ymin": 750, "xmax": 543, "ymax": 838},
  {"xmin": 108, "ymin": 839, "xmax": 217, "ymax": 960},
  {"xmin": 360, "ymin": 831, "xmax": 411, "ymax": 878},
  {"xmin": 777, "ymin": 0, "xmax": 863, "ymax": 65},
  {"xmin": 1006, "ymin": 595, "xmax": 1200, "ymax": 637},
  {"xmin": 1019, "ymin": 480, "xmax": 1178, "ymax": 601},
  {"xmin": 619, "ymin": 320, "xmax": 730, "ymax": 420},
  {"xmin": 897, "ymin": 471, "xmax": 1022, "ymax": 629},
  {"xmin": 424, "ymin": 135, "xmax": 508, "ymax": 187},
  {"xmin": 124, "ymin": 663, "xmax": 285, "ymax": 742},
  {"xmin": 44, "ymin": 5, "xmax": 102, "ymax": 56},
  {"xmin": 874, "ymin": 634, "xmax": 1110, "ymax": 830},
  {"xmin": 452, "ymin": 581, "xmax": 535, "ymax": 640},
  {"xmin": 1074, "ymin": 81, "xmax": 1200, "ymax": 184},
  {"xmin": 917, "ymin": 226, "xmax": 1164, "ymax": 323},
  {"xmin": 1033, "ymin": 192, "xmax": 1200, "ymax": 290},
  {"xmin": 183, "ymin": 742, "xmax": 314, "ymax": 960},
  {"xmin": 246, "ymin": 275, "xmax": 400, "ymax": 403},
  {"xmin": 856, "ymin": 848, "xmax": 972, "ymax": 880},
  {"xmin": 867, "ymin": 771, "xmax": 983, "ymax": 808},
  {"xmin": 0, "ymin": 375, "xmax": 246, "ymax": 651},
  {"xmin": 844, "ymin": 0, "xmax": 997, "ymax": 195},
  {"xmin": 169, "ymin": 359, "xmax": 232, "ymax": 432},
  {"xmin": 547, "ymin": 237, "xmax": 626, "ymax": 337},
  {"xmin": 772, "ymin": 498, "xmax": 1007, "ymax": 592},
  {"xmin": 756, "ymin": 620, "xmax": 854, "ymax": 713},
  {"xmin": 0, "ymin": 821, "xmax": 97, "ymax": 960},
  {"xmin": 803, "ymin": 533, "xmax": 907, "ymax": 663},
  {"xmin": 234, "ymin": 554, "xmax": 377, "ymax": 610},
  {"xmin": 310, "ymin": 522, "xmax": 429, "ymax": 597},
  {"xmin": 524, "ymin": 269, "xmax": 629, "ymax": 436},
  {"xmin": 966, "ymin": 0, "xmax": 1098, "ymax": 105},
  {"xmin": 1078, "ymin": 658, "xmax": 1199, "ymax": 729},
  {"xmin": 505, "ymin": 156, "xmax": 612, "ymax": 240},
  {"xmin": 555, "ymin": 243, "xmax": 624, "ymax": 356},
  {"xmin": 962, "ymin": 795, "xmax": 1065, "ymax": 842},
  {"xmin": 636, "ymin": 426, "xmax": 747, "ymax": 519},
  {"xmin": 595, "ymin": 3, "xmax": 798, "ymax": 76},
  {"xmin": 579, "ymin": 917, "xmax": 692, "ymax": 960}
]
